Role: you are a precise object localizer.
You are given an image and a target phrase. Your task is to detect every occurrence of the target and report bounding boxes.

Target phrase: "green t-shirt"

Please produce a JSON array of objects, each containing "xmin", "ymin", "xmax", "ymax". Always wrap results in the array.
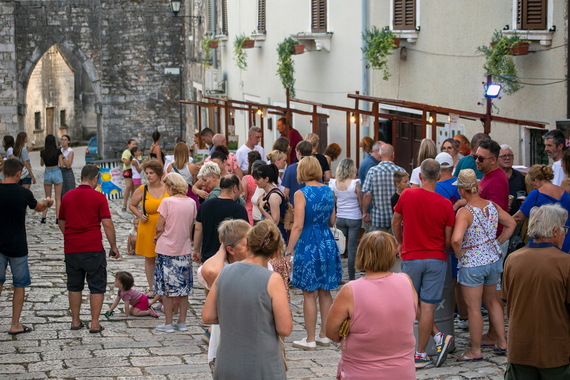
[{"xmin": 122, "ymin": 149, "xmax": 132, "ymax": 170}]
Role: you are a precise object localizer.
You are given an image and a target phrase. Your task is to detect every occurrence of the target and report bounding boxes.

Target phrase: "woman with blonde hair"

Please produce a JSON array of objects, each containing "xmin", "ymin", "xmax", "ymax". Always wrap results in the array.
[
  {"xmin": 153, "ymin": 172, "xmax": 197, "ymax": 333},
  {"xmin": 329, "ymin": 158, "xmax": 362, "ymax": 280},
  {"xmin": 440, "ymin": 138, "xmax": 462, "ymax": 168},
  {"xmin": 513, "ymin": 164, "xmax": 570, "ymax": 252},
  {"xmin": 326, "ymin": 231, "xmax": 417, "ymax": 379},
  {"xmin": 129, "ymin": 159, "xmax": 169, "ymax": 296},
  {"xmin": 266, "ymin": 149, "xmax": 288, "ymax": 189},
  {"xmin": 286, "ymin": 156, "xmax": 342, "ymax": 350},
  {"xmin": 410, "ymin": 139, "xmax": 438, "ymax": 187},
  {"xmin": 167, "ymin": 142, "xmax": 200, "ymax": 205},
  {"xmin": 305, "ymin": 133, "xmax": 331, "ymax": 183},
  {"xmin": 14, "ymin": 132, "xmax": 35, "ymax": 188},
  {"xmin": 202, "ymin": 220, "xmax": 292, "ymax": 379}
]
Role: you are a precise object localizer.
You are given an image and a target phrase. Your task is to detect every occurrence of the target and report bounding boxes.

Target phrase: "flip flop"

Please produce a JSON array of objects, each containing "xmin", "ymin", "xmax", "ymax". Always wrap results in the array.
[
  {"xmin": 457, "ymin": 353, "xmax": 484, "ymax": 362},
  {"xmin": 8, "ymin": 325, "xmax": 33, "ymax": 335},
  {"xmin": 493, "ymin": 346, "xmax": 507, "ymax": 355},
  {"xmin": 70, "ymin": 322, "xmax": 85, "ymax": 330},
  {"xmin": 89, "ymin": 326, "xmax": 105, "ymax": 334},
  {"xmin": 481, "ymin": 340, "xmax": 495, "ymax": 347}
]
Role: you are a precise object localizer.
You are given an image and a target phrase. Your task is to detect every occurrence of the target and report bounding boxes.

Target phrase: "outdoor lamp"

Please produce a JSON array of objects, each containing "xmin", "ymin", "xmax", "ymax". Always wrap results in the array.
[
  {"xmin": 485, "ymin": 84, "xmax": 502, "ymax": 98},
  {"xmin": 170, "ymin": 0, "xmax": 182, "ymax": 16},
  {"xmin": 350, "ymin": 113, "xmax": 356, "ymax": 124}
]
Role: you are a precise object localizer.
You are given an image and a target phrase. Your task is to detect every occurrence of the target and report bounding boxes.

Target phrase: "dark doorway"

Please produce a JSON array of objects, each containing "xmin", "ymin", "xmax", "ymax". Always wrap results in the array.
[
  {"xmin": 394, "ymin": 119, "xmax": 423, "ymax": 173},
  {"xmin": 315, "ymin": 115, "xmax": 328, "ymax": 153},
  {"xmin": 46, "ymin": 107, "xmax": 54, "ymax": 135}
]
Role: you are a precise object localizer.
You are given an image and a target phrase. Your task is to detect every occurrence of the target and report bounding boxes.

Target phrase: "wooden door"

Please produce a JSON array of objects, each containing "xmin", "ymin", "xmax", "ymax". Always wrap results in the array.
[
  {"xmin": 394, "ymin": 120, "xmax": 422, "ymax": 173},
  {"xmin": 315, "ymin": 115, "xmax": 328, "ymax": 153},
  {"xmin": 46, "ymin": 107, "xmax": 54, "ymax": 135}
]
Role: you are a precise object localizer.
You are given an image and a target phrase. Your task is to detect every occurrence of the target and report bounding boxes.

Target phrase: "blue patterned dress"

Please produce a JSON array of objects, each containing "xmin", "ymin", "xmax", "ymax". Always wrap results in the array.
[{"xmin": 292, "ymin": 185, "xmax": 342, "ymax": 291}]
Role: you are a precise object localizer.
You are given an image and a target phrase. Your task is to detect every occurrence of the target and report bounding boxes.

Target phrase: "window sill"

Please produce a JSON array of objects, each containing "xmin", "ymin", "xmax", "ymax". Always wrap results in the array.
[
  {"xmin": 292, "ymin": 32, "xmax": 333, "ymax": 52},
  {"xmin": 503, "ymin": 30, "xmax": 553, "ymax": 46},
  {"xmin": 250, "ymin": 32, "xmax": 266, "ymax": 41},
  {"xmin": 33, "ymin": 129, "xmax": 44, "ymax": 133},
  {"xmin": 392, "ymin": 30, "xmax": 420, "ymax": 44}
]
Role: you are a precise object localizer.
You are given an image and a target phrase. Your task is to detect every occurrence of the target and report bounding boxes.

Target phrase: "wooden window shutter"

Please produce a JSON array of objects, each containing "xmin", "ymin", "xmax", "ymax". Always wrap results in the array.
[
  {"xmin": 517, "ymin": 0, "xmax": 547, "ymax": 30},
  {"xmin": 311, "ymin": 0, "xmax": 327, "ymax": 33},
  {"xmin": 257, "ymin": 0, "xmax": 266, "ymax": 33},
  {"xmin": 393, "ymin": 0, "xmax": 416, "ymax": 30},
  {"xmin": 221, "ymin": 0, "xmax": 228, "ymax": 35},
  {"xmin": 206, "ymin": 0, "xmax": 213, "ymax": 34}
]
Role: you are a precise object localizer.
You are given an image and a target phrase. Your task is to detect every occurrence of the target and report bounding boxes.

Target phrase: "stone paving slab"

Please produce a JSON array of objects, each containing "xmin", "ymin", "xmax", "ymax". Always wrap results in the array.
[{"xmin": 0, "ymin": 168, "xmax": 509, "ymax": 379}]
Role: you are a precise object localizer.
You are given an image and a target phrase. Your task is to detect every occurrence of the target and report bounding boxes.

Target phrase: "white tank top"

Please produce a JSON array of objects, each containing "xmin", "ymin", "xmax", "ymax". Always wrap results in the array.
[
  {"xmin": 329, "ymin": 179, "xmax": 362, "ymax": 220},
  {"xmin": 171, "ymin": 163, "xmax": 193, "ymax": 184}
]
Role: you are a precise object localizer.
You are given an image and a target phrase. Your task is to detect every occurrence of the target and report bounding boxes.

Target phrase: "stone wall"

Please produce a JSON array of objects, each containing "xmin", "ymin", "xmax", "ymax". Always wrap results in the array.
[{"xmin": 0, "ymin": 0, "xmax": 186, "ymax": 158}]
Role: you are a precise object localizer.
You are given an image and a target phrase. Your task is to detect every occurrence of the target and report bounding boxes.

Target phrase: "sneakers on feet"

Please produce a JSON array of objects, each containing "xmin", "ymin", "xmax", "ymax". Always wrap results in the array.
[
  {"xmin": 292, "ymin": 337, "xmax": 317, "ymax": 351},
  {"xmin": 148, "ymin": 307, "xmax": 159, "ymax": 318},
  {"xmin": 457, "ymin": 318, "xmax": 469, "ymax": 330},
  {"xmin": 434, "ymin": 333, "xmax": 453, "ymax": 367},
  {"xmin": 155, "ymin": 324, "xmax": 175, "ymax": 333},
  {"xmin": 315, "ymin": 336, "xmax": 332, "ymax": 347},
  {"xmin": 201, "ymin": 330, "xmax": 211, "ymax": 344},
  {"xmin": 175, "ymin": 322, "xmax": 188, "ymax": 331},
  {"xmin": 415, "ymin": 354, "xmax": 432, "ymax": 368}
]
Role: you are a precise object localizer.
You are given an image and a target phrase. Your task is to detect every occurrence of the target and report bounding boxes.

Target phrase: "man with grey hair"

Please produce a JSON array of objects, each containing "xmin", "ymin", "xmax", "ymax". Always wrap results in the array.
[
  {"xmin": 235, "ymin": 126, "xmax": 266, "ymax": 171},
  {"xmin": 543, "ymin": 129, "xmax": 566, "ymax": 186},
  {"xmin": 361, "ymin": 143, "xmax": 405, "ymax": 232},
  {"xmin": 498, "ymin": 144, "xmax": 526, "ymax": 215},
  {"xmin": 358, "ymin": 140, "xmax": 383, "ymax": 184},
  {"xmin": 393, "ymin": 159, "xmax": 456, "ymax": 368},
  {"xmin": 502, "ymin": 204, "xmax": 570, "ymax": 380}
]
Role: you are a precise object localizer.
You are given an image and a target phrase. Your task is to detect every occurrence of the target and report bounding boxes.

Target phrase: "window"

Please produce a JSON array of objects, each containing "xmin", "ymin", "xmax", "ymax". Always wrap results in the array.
[
  {"xmin": 311, "ymin": 0, "xmax": 327, "ymax": 33},
  {"xmin": 34, "ymin": 112, "xmax": 41, "ymax": 130},
  {"xmin": 60, "ymin": 109, "xmax": 66, "ymax": 128},
  {"xmin": 517, "ymin": 0, "xmax": 547, "ymax": 30},
  {"xmin": 393, "ymin": 0, "xmax": 416, "ymax": 30},
  {"xmin": 257, "ymin": 0, "xmax": 266, "ymax": 34}
]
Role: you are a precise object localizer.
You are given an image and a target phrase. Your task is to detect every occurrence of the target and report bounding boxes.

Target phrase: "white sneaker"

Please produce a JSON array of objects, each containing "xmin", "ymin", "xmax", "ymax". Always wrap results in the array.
[
  {"xmin": 315, "ymin": 336, "xmax": 332, "ymax": 347},
  {"xmin": 155, "ymin": 324, "xmax": 175, "ymax": 333},
  {"xmin": 292, "ymin": 337, "xmax": 316, "ymax": 351},
  {"xmin": 174, "ymin": 322, "xmax": 188, "ymax": 331},
  {"xmin": 457, "ymin": 319, "xmax": 469, "ymax": 330}
]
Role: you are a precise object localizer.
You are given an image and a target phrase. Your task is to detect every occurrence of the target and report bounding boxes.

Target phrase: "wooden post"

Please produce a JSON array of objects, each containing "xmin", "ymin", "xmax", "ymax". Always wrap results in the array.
[
  {"xmin": 286, "ymin": 88, "xmax": 292, "ymax": 127},
  {"xmin": 224, "ymin": 101, "xmax": 230, "ymax": 138},
  {"xmin": 198, "ymin": 105, "xmax": 202, "ymax": 132},
  {"xmin": 312, "ymin": 105, "xmax": 318, "ymax": 134},
  {"xmin": 484, "ymin": 74, "xmax": 492, "ymax": 134},
  {"xmin": 430, "ymin": 111, "xmax": 436, "ymax": 141},
  {"xmin": 216, "ymin": 106, "xmax": 221, "ymax": 134},
  {"xmin": 422, "ymin": 110, "xmax": 427, "ymax": 139},
  {"xmin": 347, "ymin": 111, "xmax": 354, "ymax": 166},
  {"xmin": 372, "ymin": 102, "xmax": 379, "ymax": 142}
]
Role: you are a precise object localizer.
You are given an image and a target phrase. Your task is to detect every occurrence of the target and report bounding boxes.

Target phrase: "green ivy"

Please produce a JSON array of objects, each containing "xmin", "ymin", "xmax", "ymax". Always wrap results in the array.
[
  {"xmin": 276, "ymin": 37, "xmax": 298, "ymax": 97},
  {"xmin": 201, "ymin": 37, "xmax": 216, "ymax": 65},
  {"xmin": 234, "ymin": 34, "xmax": 248, "ymax": 70},
  {"xmin": 362, "ymin": 26, "xmax": 396, "ymax": 81}
]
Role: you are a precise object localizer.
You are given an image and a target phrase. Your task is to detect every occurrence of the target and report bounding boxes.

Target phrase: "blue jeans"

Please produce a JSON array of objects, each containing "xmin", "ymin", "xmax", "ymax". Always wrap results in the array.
[
  {"xmin": 0, "ymin": 254, "xmax": 31, "ymax": 288},
  {"xmin": 336, "ymin": 217, "xmax": 362, "ymax": 280}
]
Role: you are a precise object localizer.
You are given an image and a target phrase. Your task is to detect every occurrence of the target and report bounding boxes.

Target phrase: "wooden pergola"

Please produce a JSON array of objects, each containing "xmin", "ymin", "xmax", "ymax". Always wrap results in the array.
[{"xmin": 181, "ymin": 90, "xmax": 547, "ymax": 166}]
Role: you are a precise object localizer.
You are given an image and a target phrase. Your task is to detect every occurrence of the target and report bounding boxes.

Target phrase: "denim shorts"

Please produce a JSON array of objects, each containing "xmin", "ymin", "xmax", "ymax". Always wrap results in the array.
[
  {"xmin": 401, "ymin": 258, "xmax": 446, "ymax": 304},
  {"xmin": 153, "ymin": 254, "xmax": 193, "ymax": 297},
  {"xmin": 64, "ymin": 251, "xmax": 107, "ymax": 294},
  {"xmin": 18, "ymin": 177, "xmax": 32, "ymax": 185},
  {"xmin": 458, "ymin": 260, "xmax": 502, "ymax": 288},
  {"xmin": 44, "ymin": 167, "xmax": 63, "ymax": 185},
  {"xmin": 0, "ymin": 254, "xmax": 31, "ymax": 288}
]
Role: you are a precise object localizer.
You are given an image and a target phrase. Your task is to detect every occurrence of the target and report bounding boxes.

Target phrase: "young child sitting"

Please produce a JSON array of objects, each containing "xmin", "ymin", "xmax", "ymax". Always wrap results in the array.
[
  {"xmin": 108, "ymin": 271, "xmax": 159, "ymax": 318},
  {"xmin": 391, "ymin": 170, "xmax": 410, "ymax": 210},
  {"xmin": 127, "ymin": 218, "xmax": 139, "ymax": 255}
]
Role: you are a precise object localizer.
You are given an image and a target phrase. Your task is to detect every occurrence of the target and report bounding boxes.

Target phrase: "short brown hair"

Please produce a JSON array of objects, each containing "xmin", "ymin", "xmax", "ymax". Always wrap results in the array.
[
  {"xmin": 247, "ymin": 220, "xmax": 285, "ymax": 258},
  {"xmin": 324, "ymin": 143, "xmax": 342, "ymax": 160},
  {"xmin": 115, "ymin": 271, "xmax": 134, "ymax": 291},
  {"xmin": 218, "ymin": 219, "xmax": 251, "ymax": 247},
  {"xmin": 356, "ymin": 231, "xmax": 397, "ymax": 272},
  {"xmin": 141, "ymin": 159, "xmax": 164, "ymax": 177},
  {"xmin": 393, "ymin": 170, "xmax": 408, "ymax": 184},
  {"xmin": 297, "ymin": 156, "xmax": 322, "ymax": 183}
]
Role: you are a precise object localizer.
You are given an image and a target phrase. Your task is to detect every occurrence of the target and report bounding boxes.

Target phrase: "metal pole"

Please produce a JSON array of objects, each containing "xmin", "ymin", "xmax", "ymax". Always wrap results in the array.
[
  {"xmin": 484, "ymin": 74, "xmax": 492, "ymax": 134},
  {"xmin": 179, "ymin": 64, "xmax": 183, "ymax": 139}
]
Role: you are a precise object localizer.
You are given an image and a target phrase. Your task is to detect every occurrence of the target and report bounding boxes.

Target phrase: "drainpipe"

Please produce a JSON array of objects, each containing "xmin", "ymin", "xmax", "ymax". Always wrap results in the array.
[
  {"xmin": 361, "ymin": 0, "xmax": 370, "ymax": 137},
  {"xmin": 567, "ymin": 0, "xmax": 570, "ymax": 118},
  {"xmin": 212, "ymin": 0, "xmax": 218, "ymax": 69}
]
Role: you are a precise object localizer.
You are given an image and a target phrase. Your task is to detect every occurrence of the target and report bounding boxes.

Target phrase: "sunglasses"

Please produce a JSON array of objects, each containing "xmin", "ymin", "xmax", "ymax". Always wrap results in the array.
[
  {"xmin": 498, "ymin": 154, "xmax": 514, "ymax": 159},
  {"xmin": 473, "ymin": 155, "xmax": 496, "ymax": 163}
]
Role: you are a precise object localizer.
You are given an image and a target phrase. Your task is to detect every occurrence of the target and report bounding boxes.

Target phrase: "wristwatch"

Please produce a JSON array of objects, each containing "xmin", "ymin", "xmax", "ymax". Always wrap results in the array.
[{"xmin": 284, "ymin": 252, "xmax": 293, "ymax": 257}]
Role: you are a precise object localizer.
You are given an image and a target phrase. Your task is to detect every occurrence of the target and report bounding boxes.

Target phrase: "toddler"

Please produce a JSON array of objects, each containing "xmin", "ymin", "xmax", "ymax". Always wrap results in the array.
[
  {"xmin": 127, "ymin": 218, "xmax": 139, "ymax": 255},
  {"xmin": 108, "ymin": 271, "xmax": 159, "ymax": 318},
  {"xmin": 391, "ymin": 170, "xmax": 410, "ymax": 210}
]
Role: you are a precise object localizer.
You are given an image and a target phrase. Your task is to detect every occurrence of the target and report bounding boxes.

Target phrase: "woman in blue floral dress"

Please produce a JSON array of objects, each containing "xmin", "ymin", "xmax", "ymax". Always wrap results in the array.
[{"xmin": 286, "ymin": 156, "xmax": 342, "ymax": 351}]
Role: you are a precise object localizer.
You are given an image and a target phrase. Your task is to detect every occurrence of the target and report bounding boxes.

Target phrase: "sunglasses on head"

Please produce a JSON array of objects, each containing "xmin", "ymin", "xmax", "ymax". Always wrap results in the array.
[{"xmin": 473, "ymin": 155, "xmax": 496, "ymax": 163}]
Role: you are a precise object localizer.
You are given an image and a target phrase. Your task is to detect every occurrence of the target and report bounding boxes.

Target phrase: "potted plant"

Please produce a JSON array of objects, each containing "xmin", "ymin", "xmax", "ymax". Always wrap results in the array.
[
  {"xmin": 292, "ymin": 44, "xmax": 305, "ymax": 55},
  {"xmin": 477, "ymin": 30, "xmax": 528, "ymax": 94},
  {"xmin": 234, "ymin": 34, "xmax": 250, "ymax": 70},
  {"xmin": 242, "ymin": 39, "xmax": 255, "ymax": 49},
  {"xmin": 201, "ymin": 37, "xmax": 217, "ymax": 64},
  {"xmin": 276, "ymin": 37, "xmax": 299, "ymax": 97},
  {"xmin": 362, "ymin": 26, "xmax": 398, "ymax": 81}
]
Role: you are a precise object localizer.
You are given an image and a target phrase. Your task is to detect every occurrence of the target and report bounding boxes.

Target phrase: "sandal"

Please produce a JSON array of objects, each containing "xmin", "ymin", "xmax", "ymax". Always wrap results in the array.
[
  {"xmin": 493, "ymin": 346, "xmax": 507, "ymax": 355},
  {"xmin": 456, "ymin": 353, "xmax": 483, "ymax": 362},
  {"xmin": 8, "ymin": 325, "xmax": 33, "ymax": 335},
  {"xmin": 70, "ymin": 321, "xmax": 85, "ymax": 330}
]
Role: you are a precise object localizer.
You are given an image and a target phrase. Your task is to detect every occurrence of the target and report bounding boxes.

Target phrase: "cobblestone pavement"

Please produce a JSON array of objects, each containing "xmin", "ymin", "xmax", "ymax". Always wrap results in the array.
[{"xmin": 0, "ymin": 166, "xmax": 508, "ymax": 379}]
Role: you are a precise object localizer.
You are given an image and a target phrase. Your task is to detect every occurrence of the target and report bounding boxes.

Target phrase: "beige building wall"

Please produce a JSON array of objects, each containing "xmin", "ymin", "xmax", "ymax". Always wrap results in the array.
[
  {"xmin": 25, "ymin": 45, "xmax": 75, "ymax": 148},
  {"xmin": 370, "ymin": 0, "xmax": 567, "ymax": 166}
]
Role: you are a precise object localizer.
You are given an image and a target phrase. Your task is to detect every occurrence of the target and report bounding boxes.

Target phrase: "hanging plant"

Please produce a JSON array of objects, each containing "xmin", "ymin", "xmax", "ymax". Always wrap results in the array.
[
  {"xmin": 476, "ymin": 30, "xmax": 529, "ymax": 95},
  {"xmin": 276, "ymin": 37, "xmax": 298, "ymax": 97},
  {"xmin": 201, "ymin": 37, "xmax": 217, "ymax": 64},
  {"xmin": 362, "ymin": 26, "xmax": 398, "ymax": 81},
  {"xmin": 234, "ymin": 34, "xmax": 250, "ymax": 70}
]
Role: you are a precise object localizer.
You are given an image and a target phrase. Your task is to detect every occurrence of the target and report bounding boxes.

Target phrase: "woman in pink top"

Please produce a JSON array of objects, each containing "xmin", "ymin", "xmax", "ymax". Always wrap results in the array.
[
  {"xmin": 241, "ymin": 150, "xmax": 262, "ymax": 225},
  {"xmin": 153, "ymin": 172, "xmax": 197, "ymax": 333},
  {"xmin": 327, "ymin": 231, "xmax": 418, "ymax": 380}
]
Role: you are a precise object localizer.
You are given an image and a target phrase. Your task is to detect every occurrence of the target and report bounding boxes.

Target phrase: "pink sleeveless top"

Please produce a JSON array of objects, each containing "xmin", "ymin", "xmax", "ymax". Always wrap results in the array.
[
  {"xmin": 244, "ymin": 175, "xmax": 257, "ymax": 225},
  {"xmin": 338, "ymin": 273, "xmax": 416, "ymax": 380}
]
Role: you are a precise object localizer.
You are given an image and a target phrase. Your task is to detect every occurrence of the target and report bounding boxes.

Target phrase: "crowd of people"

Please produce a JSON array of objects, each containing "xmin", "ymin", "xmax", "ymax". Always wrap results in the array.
[{"xmin": 0, "ymin": 123, "xmax": 569, "ymax": 379}]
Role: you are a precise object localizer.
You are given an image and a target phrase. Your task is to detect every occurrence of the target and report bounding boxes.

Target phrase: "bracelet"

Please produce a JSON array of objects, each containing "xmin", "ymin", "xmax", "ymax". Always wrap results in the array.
[{"xmin": 284, "ymin": 252, "xmax": 293, "ymax": 257}]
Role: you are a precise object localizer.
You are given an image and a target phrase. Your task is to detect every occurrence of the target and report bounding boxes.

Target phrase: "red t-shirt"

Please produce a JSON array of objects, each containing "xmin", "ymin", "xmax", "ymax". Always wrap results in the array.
[
  {"xmin": 394, "ymin": 188, "xmax": 455, "ymax": 261},
  {"xmin": 480, "ymin": 167, "xmax": 509, "ymax": 237},
  {"xmin": 283, "ymin": 128, "xmax": 303, "ymax": 164},
  {"xmin": 59, "ymin": 185, "xmax": 112, "ymax": 254}
]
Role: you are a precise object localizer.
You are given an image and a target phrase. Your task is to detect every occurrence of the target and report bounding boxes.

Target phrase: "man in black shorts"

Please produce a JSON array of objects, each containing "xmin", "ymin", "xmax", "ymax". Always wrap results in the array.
[
  {"xmin": 0, "ymin": 159, "xmax": 53, "ymax": 335},
  {"xmin": 59, "ymin": 164, "xmax": 120, "ymax": 333}
]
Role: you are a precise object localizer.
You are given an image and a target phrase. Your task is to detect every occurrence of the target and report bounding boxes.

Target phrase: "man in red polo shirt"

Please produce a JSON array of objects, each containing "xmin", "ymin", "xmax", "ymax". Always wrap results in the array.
[
  {"xmin": 59, "ymin": 164, "xmax": 120, "ymax": 333},
  {"xmin": 277, "ymin": 117, "xmax": 303, "ymax": 164}
]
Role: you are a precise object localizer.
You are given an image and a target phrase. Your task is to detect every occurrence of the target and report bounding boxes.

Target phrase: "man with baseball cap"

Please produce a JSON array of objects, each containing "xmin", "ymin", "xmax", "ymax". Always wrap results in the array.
[{"xmin": 435, "ymin": 152, "xmax": 461, "ymax": 205}]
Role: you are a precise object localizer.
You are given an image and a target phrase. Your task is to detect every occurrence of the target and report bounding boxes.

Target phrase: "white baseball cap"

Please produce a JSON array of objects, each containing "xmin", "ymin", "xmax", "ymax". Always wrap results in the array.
[{"xmin": 435, "ymin": 152, "xmax": 454, "ymax": 168}]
